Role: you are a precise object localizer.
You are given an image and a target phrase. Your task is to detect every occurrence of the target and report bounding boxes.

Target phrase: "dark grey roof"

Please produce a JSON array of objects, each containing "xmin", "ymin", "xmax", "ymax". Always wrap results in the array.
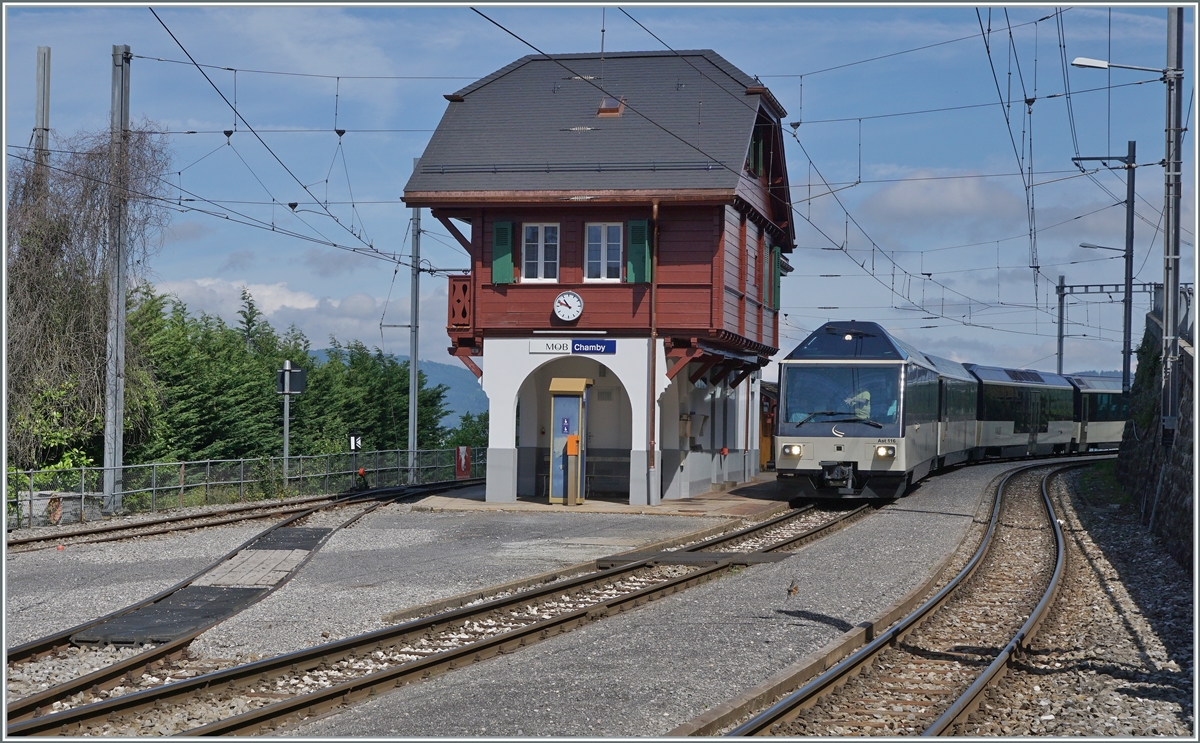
[{"xmin": 404, "ymin": 50, "xmax": 776, "ymax": 194}]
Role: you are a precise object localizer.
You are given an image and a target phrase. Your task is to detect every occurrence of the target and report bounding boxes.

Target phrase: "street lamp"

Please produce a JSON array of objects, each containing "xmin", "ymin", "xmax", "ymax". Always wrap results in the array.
[
  {"xmin": 1070, "ymin": 57, "xmax": 1167, "ymax": 75},
  {"xmin": 1070, "ymin": 8, "xmax": 1185, "ymax": 447},
  {"xmin": 1080, "ymin": 242, "xmax": 1134, "ymax": 395}
]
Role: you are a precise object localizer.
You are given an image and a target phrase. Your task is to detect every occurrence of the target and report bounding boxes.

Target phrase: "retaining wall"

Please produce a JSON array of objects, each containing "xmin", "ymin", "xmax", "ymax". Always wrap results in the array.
[{"xmin": 1115, "ymin": 317, "xmax": 1194, "ymax": 569}]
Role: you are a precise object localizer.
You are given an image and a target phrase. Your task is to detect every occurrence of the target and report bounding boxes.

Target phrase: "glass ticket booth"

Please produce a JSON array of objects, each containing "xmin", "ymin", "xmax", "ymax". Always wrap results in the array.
[{"xmin": 548, "ymin": 377, "xmax": 592, "ymax": 505}]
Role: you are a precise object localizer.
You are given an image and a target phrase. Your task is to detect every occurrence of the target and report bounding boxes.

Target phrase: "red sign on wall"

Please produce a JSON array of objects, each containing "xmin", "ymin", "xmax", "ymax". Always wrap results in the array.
[{"xmin": 455, "ymin": 447, "xmax": 472, "ymax": 479}]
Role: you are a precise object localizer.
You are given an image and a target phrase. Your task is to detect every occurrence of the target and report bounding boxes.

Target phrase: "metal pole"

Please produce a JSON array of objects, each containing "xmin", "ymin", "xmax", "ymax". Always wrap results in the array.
[
  {"xmin": 409, "ymin": 158, "xmax": 421, "ymax": 484},
  {"xmin": 1122, "ymin": 140, "xmax": 1136, "ymax": 396},
  {"xmin": 34, "ymin": 47, "xmax": 50, "ymax": 180},
  {"xmin": 103, "ymin": 44, "xmax": 131, "ymax": 512},
  {"xmin": 1056, "ymin": 275, "xmax": 1066, "ymax": 374},
  {"xmin": 283, "ymin": 359, "xmax": 291, "ymax": 488},
  {"xmin": 1160, "ymin": 7, "xmax": 1184, "ymax": 446}
]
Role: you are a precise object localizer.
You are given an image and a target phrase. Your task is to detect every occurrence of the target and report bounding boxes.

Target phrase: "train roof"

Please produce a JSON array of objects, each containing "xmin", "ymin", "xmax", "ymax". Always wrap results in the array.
[
  {"xmin": 965, "ymin": 363, "xmax": 1074, "ymax": 389},
  {"xmin": 923, "ymin": 354, "xmax": 977, "ymax": 383},
  {"xmin": 784, "ymin": 321, "xmax": 932, "ymax": 365},
  {"xmin": 1068, "ymin": 374, "xmax": 1124, "ymax": 392}
]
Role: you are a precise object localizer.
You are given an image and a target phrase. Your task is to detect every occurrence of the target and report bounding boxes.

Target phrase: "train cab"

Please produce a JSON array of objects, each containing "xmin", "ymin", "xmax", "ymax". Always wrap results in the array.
[{"xmin": 775, "ymin": 321, "xmax": 937, "ymax": 499}]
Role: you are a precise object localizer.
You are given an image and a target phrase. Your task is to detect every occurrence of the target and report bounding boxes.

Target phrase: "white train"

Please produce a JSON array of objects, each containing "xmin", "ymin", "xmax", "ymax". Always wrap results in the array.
[{"xmin": 775, "ymin": 321, "xmax": 1128, "ymax": 499}]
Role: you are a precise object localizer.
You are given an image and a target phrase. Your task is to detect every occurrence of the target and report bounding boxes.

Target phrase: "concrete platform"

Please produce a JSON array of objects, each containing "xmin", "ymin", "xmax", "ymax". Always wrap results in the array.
[
  {"xmin": 282, "ymin": 460, "xmax": 1016, "ymax": 738},
  {"xmin": 411, "ymin": 476, "xmax": 790, "ymax": 520}
]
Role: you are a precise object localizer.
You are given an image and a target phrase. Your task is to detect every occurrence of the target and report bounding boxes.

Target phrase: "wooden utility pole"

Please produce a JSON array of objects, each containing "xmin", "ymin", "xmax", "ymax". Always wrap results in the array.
[{"xmin": 102, "ymin": 45, "xmax": 130, "ymax": 509}]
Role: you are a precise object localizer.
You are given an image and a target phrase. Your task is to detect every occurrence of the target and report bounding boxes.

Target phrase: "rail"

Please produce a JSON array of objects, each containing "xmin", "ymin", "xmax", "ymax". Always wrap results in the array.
[
  {"xmin": 6, "ymin": 447, "xmax": 486, "ymax": 529},
  {"xmin": 723, "ymin": 462, "xmax": 1073, "ymax": 736}
]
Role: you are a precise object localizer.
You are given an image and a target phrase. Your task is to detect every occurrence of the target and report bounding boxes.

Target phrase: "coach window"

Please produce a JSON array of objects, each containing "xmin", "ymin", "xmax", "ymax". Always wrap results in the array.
[
  {"xmin": 1042, "ymin": 388, "xmax": 1074, "ymax": 428},
  {"xmin": 585, "ymin": 223, "xmax": 622, "ymax": 281},
  {"xmin": 522, "ymin": 224, "xmax": 559, "ymax": 282},
  {"xmin": 1088, "ymin": 392, "xmax": 1127, "ymax": 422}
]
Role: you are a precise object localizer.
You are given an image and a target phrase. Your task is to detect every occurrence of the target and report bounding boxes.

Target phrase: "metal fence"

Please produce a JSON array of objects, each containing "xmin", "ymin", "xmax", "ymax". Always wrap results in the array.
[{"xmin": 5, "ymin": 447, "xmax": 486, "ymax": 530}]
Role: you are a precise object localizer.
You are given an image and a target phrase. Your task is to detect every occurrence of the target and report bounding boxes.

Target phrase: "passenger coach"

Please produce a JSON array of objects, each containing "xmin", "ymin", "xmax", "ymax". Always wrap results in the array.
[{"xmin": 775, "ymin": 321, "xmax": 1127, "ymax": 499}]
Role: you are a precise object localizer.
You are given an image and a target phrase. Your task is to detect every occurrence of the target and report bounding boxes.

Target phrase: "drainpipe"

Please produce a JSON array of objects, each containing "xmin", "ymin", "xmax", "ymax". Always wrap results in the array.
[{"xmin": 648, "ymin": 200, "xmax": 659, "ymax": 471}]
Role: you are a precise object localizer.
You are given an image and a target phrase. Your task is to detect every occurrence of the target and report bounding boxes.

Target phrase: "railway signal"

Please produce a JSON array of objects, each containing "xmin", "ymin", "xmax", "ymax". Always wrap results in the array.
[{"xmin": 277, "ymin": 360, "xmax": 306, "ymax": 489}]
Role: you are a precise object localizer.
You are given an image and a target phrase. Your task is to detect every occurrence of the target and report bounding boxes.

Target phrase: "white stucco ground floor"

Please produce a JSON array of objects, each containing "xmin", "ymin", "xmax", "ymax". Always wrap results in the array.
[{"xmin": 479, "ymin": 337, "xmax": 761, "ymax": 506}]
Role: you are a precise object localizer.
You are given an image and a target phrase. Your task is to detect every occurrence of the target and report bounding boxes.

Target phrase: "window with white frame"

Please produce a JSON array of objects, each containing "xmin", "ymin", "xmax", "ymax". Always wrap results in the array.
[
  {"xmin": 585, "ymin": 223, "xmax": 623, "ymax": 280},
  {"xmin": 522, "ymin": 223, "xmax": 559, "ymax": 281}
]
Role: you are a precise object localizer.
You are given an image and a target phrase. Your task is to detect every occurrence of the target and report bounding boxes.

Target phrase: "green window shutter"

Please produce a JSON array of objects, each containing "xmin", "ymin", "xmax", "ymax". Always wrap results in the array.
[
  {"xmin": 771, "ymin": 246, "xmax": 782, "ymax": 310},
  {"xmin": 626, "ymin": 220, "xmax": 650, "ymax": 283},
  {"xmin": 492, "ymin": 221, "xmax": 513, "ymax": 284}
]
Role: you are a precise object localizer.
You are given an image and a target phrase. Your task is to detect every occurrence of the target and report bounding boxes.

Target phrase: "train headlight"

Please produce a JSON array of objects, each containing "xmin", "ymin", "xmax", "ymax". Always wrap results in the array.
[
  {"xmin": 781, "ymin": 444, "xmax": 803, "ymax": 457},
  {"xmin": 875, "ymin": 445, "xmax": 896, "ymax": 458}
]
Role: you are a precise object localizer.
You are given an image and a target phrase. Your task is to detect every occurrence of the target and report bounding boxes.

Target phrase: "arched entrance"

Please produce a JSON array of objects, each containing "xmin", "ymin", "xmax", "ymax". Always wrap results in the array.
[{"xmin": 515, "ymin": 356, "xmax": 633, "ymax": 500}]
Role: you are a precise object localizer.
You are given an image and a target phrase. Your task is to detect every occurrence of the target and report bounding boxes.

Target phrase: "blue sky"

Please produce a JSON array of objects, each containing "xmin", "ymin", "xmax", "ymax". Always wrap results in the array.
[{"xmin": 4, "ymin": 3, "xmax": 1195, "ymax": 377}]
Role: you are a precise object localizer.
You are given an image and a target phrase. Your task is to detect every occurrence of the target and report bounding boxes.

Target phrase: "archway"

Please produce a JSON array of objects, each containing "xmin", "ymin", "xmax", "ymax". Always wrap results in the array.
[{"xmin": 514, "ymin": 356, "xmax": 633, "ymax": 501}]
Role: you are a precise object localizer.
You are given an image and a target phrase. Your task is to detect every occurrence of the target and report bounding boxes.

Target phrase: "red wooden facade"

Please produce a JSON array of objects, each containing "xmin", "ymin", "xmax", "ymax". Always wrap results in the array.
[{"xmin": 429, "ymin": 188, "xmax": 789, "ymax": 383}]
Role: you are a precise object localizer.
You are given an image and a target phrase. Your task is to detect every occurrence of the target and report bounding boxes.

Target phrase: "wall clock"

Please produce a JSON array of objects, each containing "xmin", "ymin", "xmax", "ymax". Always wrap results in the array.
[{"xmin": 554, "ymin": 291, "xmax": 584, "ymax": 321}]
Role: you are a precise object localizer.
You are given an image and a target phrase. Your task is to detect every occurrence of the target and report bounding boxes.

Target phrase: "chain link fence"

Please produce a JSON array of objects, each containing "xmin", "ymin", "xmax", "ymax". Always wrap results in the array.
[{"xmin": 6, "ymin": 447, "xmax": 486, "ymax": 530}]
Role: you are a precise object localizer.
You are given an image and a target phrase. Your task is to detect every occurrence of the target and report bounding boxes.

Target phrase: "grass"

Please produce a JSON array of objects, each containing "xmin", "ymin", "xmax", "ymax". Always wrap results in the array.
[{"xmin": 1076, "ymin": 460, "xmax": 1132, "ymax": 506}]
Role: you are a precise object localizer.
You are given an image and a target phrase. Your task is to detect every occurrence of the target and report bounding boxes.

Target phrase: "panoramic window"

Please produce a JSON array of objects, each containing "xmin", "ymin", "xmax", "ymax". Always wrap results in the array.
[
  {"xmin": 585, "ymin": 223, "xmax": 623, "ymax": 281},
  {"xmin": 781, "ymin": 365, "xmax": 901, "ymax": 430},
  {"xmin": 522, "ymin": 224, "xmax": 559, "ymax": 281}
]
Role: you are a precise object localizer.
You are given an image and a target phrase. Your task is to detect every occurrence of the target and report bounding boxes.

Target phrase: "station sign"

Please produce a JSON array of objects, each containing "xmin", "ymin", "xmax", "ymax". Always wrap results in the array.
[
  {"xmin": 530, "ymin": 339, "xmax": 571, "ymax": 354},
  {"xmin": 571, "ymin": 339, "xmax": 615, "ymax": 354},
  {"xmin": 528, "ymin": 339, "xmax": 616, "ymax": 355}
]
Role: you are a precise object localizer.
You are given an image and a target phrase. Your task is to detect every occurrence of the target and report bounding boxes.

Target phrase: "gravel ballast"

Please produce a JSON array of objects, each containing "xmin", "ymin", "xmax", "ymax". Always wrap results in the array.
[
  {"xmin": 188, "ymin": 505, "xmax": 730, "ymax": 660},
  {"xmin": 951, "ymin": 466, "xmax": 1193, "ymax": 736},
  {"xmin": 281, "ymin": 461, "xmax": 1008, "ymax": 737},
  {"xmin": 4, "ymin": 525, "xmax": 266, "ymax": 646}
]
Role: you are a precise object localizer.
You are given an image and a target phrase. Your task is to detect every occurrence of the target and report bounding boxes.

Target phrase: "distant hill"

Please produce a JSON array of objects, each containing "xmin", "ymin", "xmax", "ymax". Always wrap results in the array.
[
  {"xmin": 310, "ymin": 350, "xmax": 487, "ymax": 428},
  {"xmin": 1069, "ymin": 370, "xmax": 1123, "ymax": 377}
]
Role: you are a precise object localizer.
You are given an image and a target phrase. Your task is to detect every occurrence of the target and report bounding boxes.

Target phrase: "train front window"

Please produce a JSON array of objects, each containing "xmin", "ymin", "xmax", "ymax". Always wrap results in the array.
[{"xmin": 782, "ymin": 366, "xmax": 900, "ymax": 428}]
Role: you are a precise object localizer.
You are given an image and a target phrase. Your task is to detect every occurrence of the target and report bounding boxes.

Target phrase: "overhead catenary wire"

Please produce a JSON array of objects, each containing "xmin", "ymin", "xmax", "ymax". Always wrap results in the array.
[
  {"xmin": 609, "ymin": 6, "xmax": 1106, "ymax": 341},
  {"xmin": 148, "ymin": 6, "xmax": 388, "ymax": 260}
]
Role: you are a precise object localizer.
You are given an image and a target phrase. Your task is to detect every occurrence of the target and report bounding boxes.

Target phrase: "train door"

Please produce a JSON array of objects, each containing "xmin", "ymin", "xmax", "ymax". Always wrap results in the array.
[
  {"xmin": 937, "ymin": 378, "xmax": 947, "ymax": 461},
  {"xmin": 1027, "ymin": 390, "xmax": 1040, "ymax": 455}
]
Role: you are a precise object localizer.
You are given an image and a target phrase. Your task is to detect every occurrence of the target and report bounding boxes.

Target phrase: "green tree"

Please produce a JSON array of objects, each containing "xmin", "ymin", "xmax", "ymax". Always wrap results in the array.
[
  {"xmin": 445, "ymin": 412, "xmax": 489, "ymax": 449},
  {"xmin": 123, "ymin": 288, "xmax": 449, "ymax": 464},
  {"xmin": 6, "ymin": 123, "xmax": 172, "ymax": 469}
]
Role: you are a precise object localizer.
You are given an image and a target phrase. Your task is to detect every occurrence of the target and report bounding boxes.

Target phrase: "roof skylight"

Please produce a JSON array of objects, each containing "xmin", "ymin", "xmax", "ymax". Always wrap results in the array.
[{"xmin": 597, "ymin": 96, "xmax": 625, "ymax": 117}]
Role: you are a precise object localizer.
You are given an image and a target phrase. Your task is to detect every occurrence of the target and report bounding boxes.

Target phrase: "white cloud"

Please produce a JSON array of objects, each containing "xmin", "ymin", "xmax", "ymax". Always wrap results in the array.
[{"xmin": 153, "ymin": 276, "xmax": 452, "ymax": 360}]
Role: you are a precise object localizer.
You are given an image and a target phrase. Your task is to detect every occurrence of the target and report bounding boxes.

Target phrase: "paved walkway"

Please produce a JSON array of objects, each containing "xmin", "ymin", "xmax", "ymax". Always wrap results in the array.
[{"xmin": 412, "ymin": 476, "xmax": 789, "ymax": 520}]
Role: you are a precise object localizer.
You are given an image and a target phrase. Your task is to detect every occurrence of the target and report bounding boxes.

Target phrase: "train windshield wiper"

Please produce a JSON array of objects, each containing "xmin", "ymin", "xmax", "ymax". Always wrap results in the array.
[
  {"xmin": 796, "ymin": 410, "xmax": 850, "ymax": 426},
  {"xmin": 827, "ymin": 417, "xmax": 884, "ymax": 428}
]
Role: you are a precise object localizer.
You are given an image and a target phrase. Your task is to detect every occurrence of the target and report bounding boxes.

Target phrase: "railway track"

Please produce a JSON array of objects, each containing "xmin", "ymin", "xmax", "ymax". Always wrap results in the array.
[
  {"xmin": 7, "ymin": 500, "xmax": 873, "ymax": 736},
  {"xmin": 720, "ymin": 462, "xmax": 1077, "ymax": 736},
  {"xmin": 5, "ymin": 494, "xmax": 343, "ymax": 553},
  {"xmin": 5, "ymin": 479, "xmax": 481, "ymax": 727}
]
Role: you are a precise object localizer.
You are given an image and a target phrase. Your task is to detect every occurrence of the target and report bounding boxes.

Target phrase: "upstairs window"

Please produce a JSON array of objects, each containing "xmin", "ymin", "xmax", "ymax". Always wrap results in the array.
[
  {"xmin": 522, "ymin": 224, "xmax": 559, "ymax": 282},
  {"xmin": 585, "ymin": 223, "xmax": 623, "ymax": 281},
  {"xmin": 746, "ymin": 127, "xmax": 765, "ymax": 177}
]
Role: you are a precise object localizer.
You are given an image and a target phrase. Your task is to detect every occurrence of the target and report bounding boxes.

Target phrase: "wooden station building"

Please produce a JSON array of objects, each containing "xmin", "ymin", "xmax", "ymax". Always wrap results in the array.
[{"xmin": 404, "ymin": 50, "xmax": 795, "ymax": 505}]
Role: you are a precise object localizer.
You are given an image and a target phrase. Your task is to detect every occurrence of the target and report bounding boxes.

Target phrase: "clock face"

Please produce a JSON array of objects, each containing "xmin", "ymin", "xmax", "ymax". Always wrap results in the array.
[{"xmin": 553, "ymin": 291, "xmax": 584, "ymax": 321}]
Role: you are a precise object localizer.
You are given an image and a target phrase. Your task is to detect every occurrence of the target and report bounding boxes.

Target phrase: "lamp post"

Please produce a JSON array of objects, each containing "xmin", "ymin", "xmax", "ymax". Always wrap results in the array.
[
  {"xmin": 1080, "ymin": 242, "xmax": 1134, "ymax": 395},
  {"xmin": 1070, "ymin": 7, "xmax": 1185, "ymax": 446}
]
